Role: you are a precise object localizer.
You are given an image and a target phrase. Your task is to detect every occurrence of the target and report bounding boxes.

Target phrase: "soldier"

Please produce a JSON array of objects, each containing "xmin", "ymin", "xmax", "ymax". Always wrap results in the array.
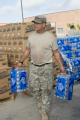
[{"xmin": 20, "ymin": 15, "xmax": 65, "ymax": 120}]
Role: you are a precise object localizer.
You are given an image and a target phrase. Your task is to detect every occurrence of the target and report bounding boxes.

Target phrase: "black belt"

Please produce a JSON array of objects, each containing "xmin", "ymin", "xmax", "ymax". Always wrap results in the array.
[{"xmin": 31, "ymin": 63, "xmax": 51, "ymax": 67}]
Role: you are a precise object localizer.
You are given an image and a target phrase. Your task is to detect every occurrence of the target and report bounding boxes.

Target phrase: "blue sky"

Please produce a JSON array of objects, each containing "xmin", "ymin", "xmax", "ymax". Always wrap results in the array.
[{"xmin": 0, "ymin": 0, "xmax": 80, "ymax": 23}]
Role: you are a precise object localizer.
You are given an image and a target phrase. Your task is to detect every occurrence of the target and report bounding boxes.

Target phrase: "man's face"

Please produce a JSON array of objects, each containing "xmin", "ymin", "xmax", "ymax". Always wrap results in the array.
[{"xmin": 34, "ymin": 23, "xmax": 46, "ymax": 32}]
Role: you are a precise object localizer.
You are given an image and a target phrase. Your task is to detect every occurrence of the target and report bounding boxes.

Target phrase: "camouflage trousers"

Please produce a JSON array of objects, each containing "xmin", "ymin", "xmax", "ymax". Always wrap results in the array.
[{"xmin": 28, "ymin": 63, "xmax": 53, "ymax": 115}]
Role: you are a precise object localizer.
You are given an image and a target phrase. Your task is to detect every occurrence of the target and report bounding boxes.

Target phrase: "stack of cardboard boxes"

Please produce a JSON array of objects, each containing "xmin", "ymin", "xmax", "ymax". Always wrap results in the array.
[
  {"xmin": 0, "ymin": 52, "xmax": 10, "ymax": 100},
  {"xmin": 0, "ymin": 67, "xmax": 10, "ymax": 100}
]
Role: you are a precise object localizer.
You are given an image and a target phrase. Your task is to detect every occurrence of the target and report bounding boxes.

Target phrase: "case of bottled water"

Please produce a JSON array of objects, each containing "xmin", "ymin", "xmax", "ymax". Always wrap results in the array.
[
  {"xmin": 55, "ymin": 74, "xmax": 74, "ymax": 100},
  {"xmin": 10, "ymin": 68, "xmax": 28, "ymax": 93}
]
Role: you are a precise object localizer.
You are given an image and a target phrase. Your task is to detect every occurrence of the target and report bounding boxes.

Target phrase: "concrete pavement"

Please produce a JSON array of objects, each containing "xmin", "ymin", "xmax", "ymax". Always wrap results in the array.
[{"xmin": 0, "ymin": 84, "xmax": 80, "ymax": 120}]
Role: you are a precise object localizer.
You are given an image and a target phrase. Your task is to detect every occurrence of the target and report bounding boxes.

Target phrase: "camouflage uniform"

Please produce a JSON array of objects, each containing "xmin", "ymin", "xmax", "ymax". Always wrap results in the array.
[
  {"xmin": 28, "ymin": 63, "xmax": 53, "ymax": 114},
  {"xmin": 26, "ymin": 16, "xmax": 58, "ymax": 118}
]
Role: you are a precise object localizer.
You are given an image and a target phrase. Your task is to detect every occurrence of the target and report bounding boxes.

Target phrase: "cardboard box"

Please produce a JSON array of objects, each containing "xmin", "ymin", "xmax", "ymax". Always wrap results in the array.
[{"xmin": 0, "ymin": 67, "xmax": 10, "ymax": 100}]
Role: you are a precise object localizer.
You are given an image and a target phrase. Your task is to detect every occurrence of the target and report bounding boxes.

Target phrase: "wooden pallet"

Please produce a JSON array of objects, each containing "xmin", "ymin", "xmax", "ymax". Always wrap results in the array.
[
  {"xmin": 0, "ymin": 67, "xmax": 11, "ymax": 101},
  {"xmin": 0, "ymin": 91, "xmax": 10, "ymax": 100}
]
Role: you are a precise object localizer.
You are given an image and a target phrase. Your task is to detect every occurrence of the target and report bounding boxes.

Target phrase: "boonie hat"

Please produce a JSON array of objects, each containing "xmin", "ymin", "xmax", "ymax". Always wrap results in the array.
[{"xmin": 32, "ymin": 15, "xmax": 46, "ymax": 24}]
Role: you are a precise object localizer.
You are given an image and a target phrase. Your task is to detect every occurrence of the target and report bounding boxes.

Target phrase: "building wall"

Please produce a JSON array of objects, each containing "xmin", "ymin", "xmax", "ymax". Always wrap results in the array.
[
  {"xmin": 0, "ymin": 23, "xmax": 6, "ymax": 26},
  {"xmin": 24, "ymin": 9, "xmax": 80, "ymax": 36}
]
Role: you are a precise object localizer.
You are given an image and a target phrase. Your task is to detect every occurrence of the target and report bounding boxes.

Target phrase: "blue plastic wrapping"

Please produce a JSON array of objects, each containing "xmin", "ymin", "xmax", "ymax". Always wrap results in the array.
[
  {"xmin": 10, "ymin": 68, "xmax": 28, "ymax": 93},
  {"xmin": 76, "ymin": 42, "xmax": 80, "ymax": 49},
  {"xmin": 75, "ymin": 51, "xmax": 80, "ymax": 57},
  {"xmin": 67, "ymin": 37, "xmax": 79, "ymax": 43},
  {"xmin": 55, "ymin": 74, "xmax": 74, "ymax": 100},
  {"xmin": 59, "ymin": 45, "xmax": 71, "ymax": 52},
  {"xmin": 57, "ymin": 36, "xmax": 80, "ymax": 82}
]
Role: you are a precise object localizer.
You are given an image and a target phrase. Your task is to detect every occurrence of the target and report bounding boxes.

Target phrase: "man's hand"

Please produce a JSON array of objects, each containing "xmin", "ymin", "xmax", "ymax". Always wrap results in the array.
[
  {"xmin": 60, "ymin": 65, "xmax": 66, "ymax": 74},
  {"xmin": 18, "ymin": 62, "xmax": 23, "ymax": 67}
]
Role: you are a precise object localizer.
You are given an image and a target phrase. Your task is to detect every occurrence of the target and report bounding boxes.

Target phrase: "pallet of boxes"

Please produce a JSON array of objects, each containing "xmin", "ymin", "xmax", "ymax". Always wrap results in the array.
[
  {"xmin": 0, "ymin": 53, "xmax": 10, "ymax": 100},
  {"xmin": 55, "ymin": 36, "xmax": 80, "ymax": 100}
]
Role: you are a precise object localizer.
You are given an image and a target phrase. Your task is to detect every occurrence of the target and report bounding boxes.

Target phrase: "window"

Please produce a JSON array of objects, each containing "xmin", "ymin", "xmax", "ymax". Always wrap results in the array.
[
  {"xmin": 57, "ymin": 28, "xmax": 64, "ymax": 33},
  {"xmin": 67, "ymin": 24, "xmax": 75, "ymax": 29}
]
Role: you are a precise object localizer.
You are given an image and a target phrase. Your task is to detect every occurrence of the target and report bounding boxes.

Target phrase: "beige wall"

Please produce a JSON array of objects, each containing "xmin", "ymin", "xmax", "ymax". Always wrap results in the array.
[
  {"xmin": 0, "ymin": 24, "xmax": 6, "ymax": 26},
  {"xmin": 24, "ymin": 9, "xmax": 80, "ymax": 36}
]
